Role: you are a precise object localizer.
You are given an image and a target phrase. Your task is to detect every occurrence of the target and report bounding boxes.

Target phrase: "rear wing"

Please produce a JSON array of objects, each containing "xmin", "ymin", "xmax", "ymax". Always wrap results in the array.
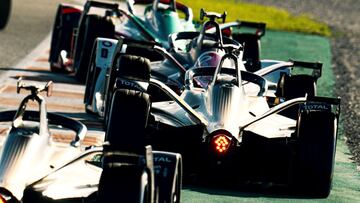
[
  {"xmin": 127, "ymin": 0, "xmax": 193, "ymax": 21},
  {"xmin": 256, "ymin": 59, "xmax": 322, "ymax": 80},
  {"xmin": 216, "ymin": 20, "xmax": 266, "ymax": 38},
  {"xmin": 83, "ymin": 0, "xmax": 119, "ymax": 13},
  {"xmin": 290, "ymin": 59, "xmax": 322, "ymax": 79},
  {"xmin": 0, "ymin": 110, "xmax": 87, "ymax": 147}
]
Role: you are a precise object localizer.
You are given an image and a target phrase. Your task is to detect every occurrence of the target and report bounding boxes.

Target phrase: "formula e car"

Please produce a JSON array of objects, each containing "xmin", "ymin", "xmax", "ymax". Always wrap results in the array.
[
  {"xmin": 17, "ymin": 83, "xmax": 183, "ymax": 203},
  {"xmin": 0, "ymin": 0, "xmax": 11, "ymax": 29},
  {"xmin": 21, "ymin": 144, "xmax": 183, "ymax": 203},
  {"xmin": 169, "ymin": 8, "xmax": 266, "ymax": 72},
  {"xmin": 0, "ymin": 79, "xmax": 86, "ymax": 202},
  {"xmin": 49, "ymin": 0, "xmax": 195, "ymax": 82},
  {"xmin": 85, "ymin": 29, "xmax": 340, "ymax": 198}
]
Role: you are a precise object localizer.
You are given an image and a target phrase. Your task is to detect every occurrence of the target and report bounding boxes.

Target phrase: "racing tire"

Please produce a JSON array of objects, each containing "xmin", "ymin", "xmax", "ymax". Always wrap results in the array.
[
  {"xmin": 276, "ymin": 74, "xmax": 316, "ymax": 99},
  {"xmin": 73, "ymin": 14, "xmax": 114, "ymax": 83},
  {"xmin": 49, "ymin": 5, "xmax": 81, "ymax": 73},
  {"xmin": 98, "ymin": 163, "xmax": 152, "ymax": 203},
  {"xmin": 100, "ymin": 89, "xmax": 152, "ymax": 202},
  {"xmin": 106, "ymin": 89, "xmax": 150, "ymax": 152},
  {"xmin": 103, "ymin": 55, "xmax": 151, "ymax": 128},
  {"xmin": 0, "ymin": 0, "xmax": 11, "ymax": 30},
  {"xmin": 84, "ymin": 42, "xmax": 98, "ymax": 109},
  {"xmin": 293, "ymin": 110, "xmax": 337, "ymax": 197},
  {"xmin": 49, "ymin": 6, "xmax": 64, "ymax": 73},
  {"xmin": 172, "ymin": 159, "xmax": 182, "ymax": 203},
  {"xmin": 155, "ymin": 154, "xmax": 182, "ymax": 203},
  {"xmin": 276, "ymin": 74, "xmax": 316, "ymax": 119}
]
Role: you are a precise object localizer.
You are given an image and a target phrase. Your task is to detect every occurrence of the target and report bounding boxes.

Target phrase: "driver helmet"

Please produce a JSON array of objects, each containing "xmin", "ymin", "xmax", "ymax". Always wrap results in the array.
[
  {"xmin": 193, "ymin": 51, "xmax": 225, "ymax": 88},
  {"xmin": 193, "ymin": 50, "xmax": 244, "ymax": 88},
  {"xmin": 194, "ymin": 50, "xmax": 225, "ymax": 68}
]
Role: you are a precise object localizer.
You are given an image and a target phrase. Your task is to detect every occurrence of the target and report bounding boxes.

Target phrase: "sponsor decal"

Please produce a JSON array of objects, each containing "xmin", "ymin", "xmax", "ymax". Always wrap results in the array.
[
  {"xmin": 154, "ymin": 156, "xmax": 172, "ymax": 163},
  {"xmin": 119, "ymin": 80, "xmax": 142, "ymax": 90},
  {"xmin": 302, "ymin": 103, "xmax": 331, "ymax": 111},
  {"xmin": 102, "ymin": 41, "xmax": 113, "ymax": 47}
]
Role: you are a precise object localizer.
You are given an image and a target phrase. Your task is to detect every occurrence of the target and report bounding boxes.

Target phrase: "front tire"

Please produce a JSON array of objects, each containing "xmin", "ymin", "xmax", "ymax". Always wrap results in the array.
[{"xmin": 73, "ymin": 15, "xmax": 114, "ymax": 83}]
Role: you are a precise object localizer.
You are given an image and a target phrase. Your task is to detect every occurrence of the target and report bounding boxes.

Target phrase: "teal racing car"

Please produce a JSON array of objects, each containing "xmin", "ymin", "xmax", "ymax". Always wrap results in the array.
[{"xmin": 49, "ymin": 0, "xmax": 195, "ymax": 82}]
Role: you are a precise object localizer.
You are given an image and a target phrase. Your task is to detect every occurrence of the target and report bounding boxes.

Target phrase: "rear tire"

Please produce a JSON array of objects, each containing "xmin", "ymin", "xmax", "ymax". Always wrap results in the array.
[
  {"xmin": 99, "ymin": 89, "xmax": 152, "ymax": 202},
  {"xmin": 84, "ymin": 42, "xmax": 99, "ymax": 109},
  {"xmin": 73, "ymin": 15, "xmax": 114, "ymax": 82},
  {"xmin": 106, "ymin": 89, "xmax": 150, "ymax": 152},
  {"xmin": 49, "ymin": 5, "xmax": 80, "ymax": 73},
  {"xmin": 0, "ymin": 0, "xmax": 11, "ymax": 30},
  {"xmin": 276, "ymin": 74, "xmax": 317, "ymax": 119},
  {"xmin": 103, "ymin": 55, "xmax": 151, "ymax": 128},
  {"xmin": 276, "ymin": 74, "xmax": 316, "ymax": 99},
  {"xmin": 293, "ymin": 110, "xmax": 337, "ymax": 197}
]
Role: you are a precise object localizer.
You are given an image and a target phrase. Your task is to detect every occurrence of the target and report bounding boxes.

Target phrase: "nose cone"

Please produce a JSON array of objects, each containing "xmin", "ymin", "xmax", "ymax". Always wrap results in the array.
[
  {"xmin": 0, "ymin": 129, "xmax": 51, "ymax": 199},
  {"xmin": 205, "ymin": 82, "xmax": 248, "ymax": 139}
]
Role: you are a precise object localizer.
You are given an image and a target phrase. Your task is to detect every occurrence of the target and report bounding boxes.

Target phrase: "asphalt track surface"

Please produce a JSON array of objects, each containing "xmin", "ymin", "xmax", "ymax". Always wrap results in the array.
[{"xmin": 0, "ymin": 0, "xmax": 69, "ymax": 68}]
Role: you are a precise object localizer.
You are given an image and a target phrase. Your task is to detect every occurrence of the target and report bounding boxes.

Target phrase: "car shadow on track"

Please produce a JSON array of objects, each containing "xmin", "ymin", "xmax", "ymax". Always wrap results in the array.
[
  {"xmin": 10, "ymin": 74, "xmax": 80, "ymax": 85},
  {"xmin": 0, "ymin": 67, "xmax": 81, "ymax": 85},
  {"xmin": 183, "ymin": 184, "xmax": 322, "ymax": 200},
  {"xmin": 53, "ymin": 111, "xmax": 104, "ymax": 130}
]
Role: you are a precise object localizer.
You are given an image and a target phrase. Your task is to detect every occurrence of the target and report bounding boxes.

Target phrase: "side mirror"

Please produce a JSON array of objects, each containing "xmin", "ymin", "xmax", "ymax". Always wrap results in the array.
[
  {"xmin": 16, "ymin": 77, "xmax": 23, "ymax": 94},
  {"xmin": 127, "ymin": 0, "xmax": 135, "ymax": 14},
  {"xmin": 45, "ymin": 81, "xmax": 53, "ymax": 97}
]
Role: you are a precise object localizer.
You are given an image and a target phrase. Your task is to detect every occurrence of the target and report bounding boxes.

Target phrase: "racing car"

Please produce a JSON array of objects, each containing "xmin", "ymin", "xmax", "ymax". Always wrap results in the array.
[
  {"xmin": 169, "ymin": 8, "xmax": 266, "ymax": 72},
  {"xmin": 83, "ymin": 10, "xmax": 266, "ymax": 122},
  {"xmin": 0, "ymin": 83, "xmax": 183, "ymax": 203},
  {"xmin": 21, "ymin": 142, "xmax": 183, "ymax": 203},
  {"xmin": 103, "ymin": 43, "xmax": 340, "ymax": 197},
  {"xmin": 0, "ymin": 0, "xmax": 11, "ymax": 29},
  {"xmin": 0, "ymin": 79, "xmax": 86, "ymax": 202},
  {"xmin": 16, "ymin": 84, "xmax": 183, "ymax": 203},
  {"xmin": 49, "ymin": 0, "xmax": 195, "ymax": 82}
]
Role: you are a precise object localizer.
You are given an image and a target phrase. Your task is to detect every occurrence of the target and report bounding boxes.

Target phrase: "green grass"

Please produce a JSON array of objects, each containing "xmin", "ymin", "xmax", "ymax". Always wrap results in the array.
[{"xmin": 179, "ymin": 0, "xmax": 331, "ymax": 36}]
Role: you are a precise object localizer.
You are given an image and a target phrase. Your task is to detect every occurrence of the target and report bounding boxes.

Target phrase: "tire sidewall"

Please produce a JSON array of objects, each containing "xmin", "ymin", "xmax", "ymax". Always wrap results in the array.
[{"xmin": 294, "ymin": 110, "xmax": 336, "ymax": 197}]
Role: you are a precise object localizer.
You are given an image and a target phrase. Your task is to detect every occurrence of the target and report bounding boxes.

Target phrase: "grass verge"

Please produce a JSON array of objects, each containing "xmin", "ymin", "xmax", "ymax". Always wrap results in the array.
[{"xmin": 178, "ymin": 0, "xmax": 331, "ymax": 36}]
